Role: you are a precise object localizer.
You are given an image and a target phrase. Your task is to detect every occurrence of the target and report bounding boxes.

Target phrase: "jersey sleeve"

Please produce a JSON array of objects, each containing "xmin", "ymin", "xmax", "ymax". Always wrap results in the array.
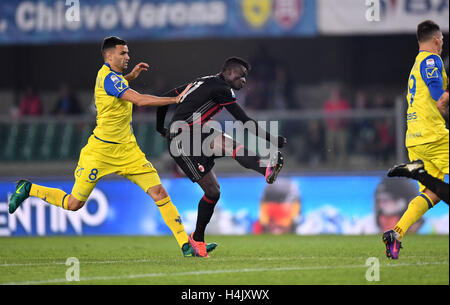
[
  {"xmin": 213, "ymin": 85, "xmax": 237, "ymax": 106},
  {"xmin": 103, "ymin": 72, "xmax": 130, "ymax": 98},
  {"xmin": 162, "ymin": 84, "xmax": 189, "ymax": 97},
  {"xmin": 420, "ymin": 55, "xmax": 445, "ymax": 101}
]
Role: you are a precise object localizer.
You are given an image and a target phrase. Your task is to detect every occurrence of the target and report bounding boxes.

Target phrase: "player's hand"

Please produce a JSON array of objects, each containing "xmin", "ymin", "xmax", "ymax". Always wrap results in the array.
[
  {"xmin": 176, "ymin": 83, "xmax": 193, "ymax": 103},
  {"xmin": 129, "ymin": 62, "xmax": 149, "ymax": 80},
  {"xmin": 277, "ymin": 136, "xmax": 287, "ymax": 148}
]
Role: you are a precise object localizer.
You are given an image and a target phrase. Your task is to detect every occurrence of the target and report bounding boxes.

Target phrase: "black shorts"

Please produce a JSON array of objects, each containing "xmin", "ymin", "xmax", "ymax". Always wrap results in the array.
[{"xmin": 167, "ymin": 127, "xmax": 222, "ymax": 182}]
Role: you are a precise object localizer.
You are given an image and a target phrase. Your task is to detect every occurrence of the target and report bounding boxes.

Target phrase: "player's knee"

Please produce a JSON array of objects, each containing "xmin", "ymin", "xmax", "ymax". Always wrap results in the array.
[
  {"xmin": 424, "ymin": 188, "xmax": 441, "ymax": 205},
  {"xmin": 205, "ymin": 186, "xmax": 220, "ymax": 202},
  {"xmin": 147, "ymin": 184, "xmax": 169, "ymax": 202},
  {"xmin": 67, "ymin": 196, "xmax": 85, "ymax": 211}
]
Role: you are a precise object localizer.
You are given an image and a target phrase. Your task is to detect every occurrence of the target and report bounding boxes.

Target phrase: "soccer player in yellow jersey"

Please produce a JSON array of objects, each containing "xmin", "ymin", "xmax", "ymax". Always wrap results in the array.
[
  {"xmin": 383, "ymin": 20, "xmax": 449, "ymax": 259},
  {"xmin": 9, "ymin": 36, "xmax": 214, "ymax": 257}
]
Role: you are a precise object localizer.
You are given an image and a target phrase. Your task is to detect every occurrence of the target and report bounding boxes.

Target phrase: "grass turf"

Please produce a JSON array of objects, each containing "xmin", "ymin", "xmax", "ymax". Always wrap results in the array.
[{"xmin": 0, "ymin": 234, "xmax": 448, "ymax": 285}]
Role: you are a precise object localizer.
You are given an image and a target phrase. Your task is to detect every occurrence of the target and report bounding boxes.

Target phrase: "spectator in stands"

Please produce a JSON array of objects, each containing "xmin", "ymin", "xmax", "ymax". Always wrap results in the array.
[
  {"xmin": 52, "ymin": 83, "xmax": 82, "ymax": 115},
  {"xmin": 246, "ymin": 45, "xmax": 277, "ymax": 110},
  {"xmin": 322, "ymin": 86, "xmax": 351, "ymax": 165},
  {"xmin": 374, "ymin": 118, "xmax": 395, "ymax": 163},
  {"xmin": 372, "ymin": 92, "xmax": 388, "ymax": 108},
  {"xmin": 351, "ymin": 90, "xmax": 375, "ymax": 156},
  {"xmin": 19, "ymin": 86, "xmax": 43, "ymax": 116},
  {"xmin": 269, "ymin": 64, "xmax": 294, "ymax": 110},
  {"xmin": 305, "ymin": 120, "xmax": 325, "ymax": 166}
]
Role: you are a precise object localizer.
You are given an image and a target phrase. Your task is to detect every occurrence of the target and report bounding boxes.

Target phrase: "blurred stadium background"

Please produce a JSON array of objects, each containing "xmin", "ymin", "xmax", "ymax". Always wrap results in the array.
[{"xmin": 0, "ymin": 0, "xmax": 448, "ymax": 238}]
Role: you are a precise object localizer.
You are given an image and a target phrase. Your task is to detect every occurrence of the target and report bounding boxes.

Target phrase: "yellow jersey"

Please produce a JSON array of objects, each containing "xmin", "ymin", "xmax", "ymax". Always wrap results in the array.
[
  {"xmin": 405, "ymin": 51, "xmax": 448, "ymax": 147},
  {"xmin": 92, "ymin": 63, "xmax": 136, "ymax": 144}
]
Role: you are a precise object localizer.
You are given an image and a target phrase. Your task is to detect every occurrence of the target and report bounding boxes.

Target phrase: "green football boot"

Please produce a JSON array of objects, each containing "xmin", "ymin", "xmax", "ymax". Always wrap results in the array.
[
  {"xmin": 9, "ymin": 180, "xmax": 32, "ymax": 214},
  {"xmin": 182, "ymin": 242, "xmax": 218, "ymax": 257}
]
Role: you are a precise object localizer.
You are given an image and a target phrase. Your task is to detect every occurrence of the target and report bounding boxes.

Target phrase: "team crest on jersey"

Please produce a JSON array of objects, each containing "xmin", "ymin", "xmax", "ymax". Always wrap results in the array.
[
  {"xmin": 198, "ymin": 163, "xmax": 205, "ymax": 172},
  {"xmin": 426, "ymin": 58, "xmax": 435, "ymax": 67}
]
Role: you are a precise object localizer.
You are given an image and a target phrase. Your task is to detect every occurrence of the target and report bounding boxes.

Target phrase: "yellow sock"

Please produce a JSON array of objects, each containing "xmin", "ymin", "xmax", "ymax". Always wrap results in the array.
[
  {"xmin": 394, "ymin": 193, "xmax": 433, "ymax": 240},
  {"xmin": 155, "ymin": 196, "xmax": 189, "ymax": 248},
  {"xmin": 30, "ymin": 184, "xmax": 69, "ymax": 210}
]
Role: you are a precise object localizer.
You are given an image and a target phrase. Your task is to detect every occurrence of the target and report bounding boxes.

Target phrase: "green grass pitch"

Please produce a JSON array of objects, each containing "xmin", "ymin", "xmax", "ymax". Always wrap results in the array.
[{"xmin": 0, "ymin": 235, "xmax": 448, "ymax": 285}]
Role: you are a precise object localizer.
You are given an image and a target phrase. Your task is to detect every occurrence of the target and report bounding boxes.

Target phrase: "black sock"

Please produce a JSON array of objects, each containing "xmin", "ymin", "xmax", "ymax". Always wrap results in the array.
[
  {"xmin": 193, "ymin": 195, "xmax": 218, "ymax": 242},
  {"xmin": 416, "ymin": 171, "xmax": 449, "ymax": 204},
  {"xmin": 232, "ymin": 144, "xmax": 266, "ymax": 175}
]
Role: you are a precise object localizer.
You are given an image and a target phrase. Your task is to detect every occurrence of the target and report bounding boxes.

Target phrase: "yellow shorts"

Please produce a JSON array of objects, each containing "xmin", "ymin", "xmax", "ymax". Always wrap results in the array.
[
  {"xmin": 407, "ymin": 133, "xmax": 449, "ymax": 192},
  {"xmin": 71, "ymin": 135, "xmax": 161, "ymax": 201}
]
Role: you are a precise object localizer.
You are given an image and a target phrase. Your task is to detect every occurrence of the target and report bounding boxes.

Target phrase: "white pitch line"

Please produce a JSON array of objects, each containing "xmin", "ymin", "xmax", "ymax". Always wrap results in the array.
[
  {"xmin": 0, "ymin": 255, "xmax": 448, "ymax": 267},
  {"xmin": 1, "ymin": 261, "xmax": 447, "ymax": 285},
  {"xmin": 1, "ymin": 255, "xmax": 447, "ymax": 267},
  {"xmin": 0, "ymin": 259, "xmax": 155, "ymax": 267}
]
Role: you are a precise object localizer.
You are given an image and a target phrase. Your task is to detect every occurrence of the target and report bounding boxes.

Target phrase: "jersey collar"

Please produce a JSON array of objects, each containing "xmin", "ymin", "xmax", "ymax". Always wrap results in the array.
[
  {"xmin": 418, "ymin": 50, "xmax": 438, "ymax": 56},
  {"xmin": 104, "ymin": 62, "xmax": 123, "ymax": 75}
]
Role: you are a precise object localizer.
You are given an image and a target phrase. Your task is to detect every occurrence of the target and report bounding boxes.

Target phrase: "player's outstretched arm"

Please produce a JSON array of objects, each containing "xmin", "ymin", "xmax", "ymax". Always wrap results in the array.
[
  {"xmin": 123, "ymin": 84, "xmax": 192, "ymax": 107},
  {"xmin": 156, "ymin": 84, "xmax": 191, "ymax": 137}
]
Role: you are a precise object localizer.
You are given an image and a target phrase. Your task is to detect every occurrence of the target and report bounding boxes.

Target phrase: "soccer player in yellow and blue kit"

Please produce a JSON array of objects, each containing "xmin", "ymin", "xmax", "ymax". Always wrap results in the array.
[
  {"xmin": 8, "ymin": 36, "xmax": 214, "ymax": 257},
  {"xmin": 383, "ymin": 20, "xmax": 449, "ymax": 259}
]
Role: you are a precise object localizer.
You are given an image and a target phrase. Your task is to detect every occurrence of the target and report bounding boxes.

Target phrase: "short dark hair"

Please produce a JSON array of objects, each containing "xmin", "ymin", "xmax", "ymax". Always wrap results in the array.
[
  {"xmin": 101, "ymin": 36, "xmax": 127, "ymax": 57},
  {"xmin": 222, "ymin": 57, "xmax": 251, "ymax": 72},
  {"xmin": 417, "ymin": 20, "xmax": 441, "ymax": 43}
]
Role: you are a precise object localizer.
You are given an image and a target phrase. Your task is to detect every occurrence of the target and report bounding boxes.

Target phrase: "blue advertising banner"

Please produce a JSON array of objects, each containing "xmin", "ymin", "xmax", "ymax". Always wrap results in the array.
[
  {"xmin": 0, "ymin": 0, "xmax": 317, "ymax": 45},
  {"xmin": 0, "ymin": 174, "xmax": 448, "ymax": 236}
]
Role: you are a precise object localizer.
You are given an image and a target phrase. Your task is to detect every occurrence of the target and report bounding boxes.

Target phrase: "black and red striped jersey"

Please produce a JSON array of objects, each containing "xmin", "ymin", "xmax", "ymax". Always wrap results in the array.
[{"xmin": 169, "ymin": 74, "xmax": 237, "ymax": 127}]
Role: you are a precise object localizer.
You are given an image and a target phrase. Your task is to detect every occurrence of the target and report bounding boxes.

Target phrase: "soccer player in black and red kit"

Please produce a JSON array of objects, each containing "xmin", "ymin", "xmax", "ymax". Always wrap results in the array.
[{"xmin": 156, "ymin": 57, "xmax": 286, "ymax": 257}]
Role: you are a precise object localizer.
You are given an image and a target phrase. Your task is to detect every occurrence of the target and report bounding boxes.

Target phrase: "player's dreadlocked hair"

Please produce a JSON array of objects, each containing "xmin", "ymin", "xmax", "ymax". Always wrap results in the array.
[
  {"xmin": 222, "ymin": 57, "xmax": 251, "ymax": 72},
  {"xmin": 417, "ymin": 20, "xmax": 441, "ymax": 43},
  {"xmin": 101, "ymin": 36, "xmax": 127, "ymax": 58}
]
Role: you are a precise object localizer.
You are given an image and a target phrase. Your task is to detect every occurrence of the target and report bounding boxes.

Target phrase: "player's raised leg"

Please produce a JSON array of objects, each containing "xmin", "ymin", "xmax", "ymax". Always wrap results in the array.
[
  {"xmin": 211, "ymin": 133, "xmax": 284, "ymax": 184},
  {"xmin": 388, "ymin": 159, "xmax": 449, "ymax": 204},
  {"xmin": 9, "ymin": 179, "xmax": 86, "ymax": 214}
]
